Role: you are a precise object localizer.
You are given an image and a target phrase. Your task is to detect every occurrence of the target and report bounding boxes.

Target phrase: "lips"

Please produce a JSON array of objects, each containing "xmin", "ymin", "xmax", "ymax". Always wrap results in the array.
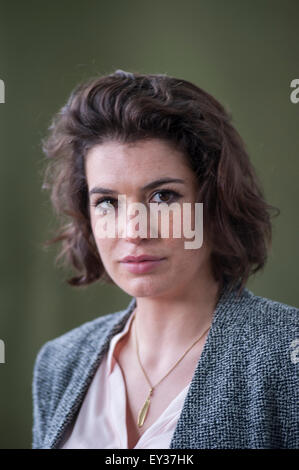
[
  {"xmin": 120, "ymin": 255, "xmax": 164, "ymax": 263},
  {"xmin": 120, "ymin": 257, "xmax": 166, "ymax": 274}
]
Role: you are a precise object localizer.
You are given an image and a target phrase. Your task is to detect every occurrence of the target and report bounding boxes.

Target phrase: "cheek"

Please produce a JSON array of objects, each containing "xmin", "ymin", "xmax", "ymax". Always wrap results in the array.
[
  {"xmin": 94, "ymin": 236, "xmax": 113, "ymax": 257},
  {"xmin": 175, "ymin": 247, "xmax": 209, "ymax": 278},
  {"xmin": 91, "ymin": 217, "xmax": 113, "ymax": 258}
]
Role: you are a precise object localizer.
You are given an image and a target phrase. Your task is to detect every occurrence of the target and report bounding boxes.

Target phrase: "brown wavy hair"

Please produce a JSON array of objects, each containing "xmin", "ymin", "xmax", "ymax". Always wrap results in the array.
[{"xmin": 41, "ymin": 69, "xmax": 280, "ymax": 297}]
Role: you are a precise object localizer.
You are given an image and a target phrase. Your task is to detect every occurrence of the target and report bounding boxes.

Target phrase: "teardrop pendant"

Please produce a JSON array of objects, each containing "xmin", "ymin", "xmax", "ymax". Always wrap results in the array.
[{"xmin": 137, "ymin": 388, "xmax": 153, "ymax": 427}]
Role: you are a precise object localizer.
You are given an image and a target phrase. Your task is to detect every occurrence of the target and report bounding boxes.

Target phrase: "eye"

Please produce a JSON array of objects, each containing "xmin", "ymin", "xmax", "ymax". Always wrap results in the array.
[
  {"xmin": 91, "ymin": 197, "xmax": 117, "ymax": 215},
  {"xmin": 90, "ymin": 190, "xmax": 181, "ymax": 214},
  {"xmin": 151, "ymin": 190, "xmax": 181, "ymax": 204}
]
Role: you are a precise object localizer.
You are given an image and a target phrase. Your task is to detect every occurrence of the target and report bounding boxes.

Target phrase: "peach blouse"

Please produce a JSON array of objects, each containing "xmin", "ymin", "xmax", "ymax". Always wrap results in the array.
[{"xmin": 59, "ymin": 310, "xmax": 190, "ymax": 449}]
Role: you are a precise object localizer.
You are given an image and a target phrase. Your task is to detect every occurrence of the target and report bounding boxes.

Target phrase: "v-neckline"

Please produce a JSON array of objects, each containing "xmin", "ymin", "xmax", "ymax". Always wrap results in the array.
[{"xmin": 109, "ymin": 352, "xmax": 191, "ymax": 448}]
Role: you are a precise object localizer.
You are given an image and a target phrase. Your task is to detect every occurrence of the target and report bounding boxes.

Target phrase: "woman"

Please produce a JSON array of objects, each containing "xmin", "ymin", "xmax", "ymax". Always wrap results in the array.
[{"xmin": 32, "ymin": 69, "xmax": 298, "ymax": 449}]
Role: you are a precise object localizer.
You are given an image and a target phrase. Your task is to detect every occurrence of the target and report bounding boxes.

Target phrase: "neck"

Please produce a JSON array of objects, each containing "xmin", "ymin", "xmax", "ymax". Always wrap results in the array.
[{"xmin": 132, "ymin": 277, "xmax": 221, "ymax": 371}]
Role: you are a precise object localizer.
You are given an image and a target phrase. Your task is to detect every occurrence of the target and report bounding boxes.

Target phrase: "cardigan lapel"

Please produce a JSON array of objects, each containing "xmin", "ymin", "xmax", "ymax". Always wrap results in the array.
[
  {"xmin": 44, "ymin": 298, "xmax": 137, "ymax": 449},
  {"xmin": 169, "ymin": 283, "xmax": 251, "ymax": 448}
]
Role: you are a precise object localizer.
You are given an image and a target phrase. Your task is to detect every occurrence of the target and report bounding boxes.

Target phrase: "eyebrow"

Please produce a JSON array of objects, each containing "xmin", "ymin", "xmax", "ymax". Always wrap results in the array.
[{"xmin": 88, "ymin": 177, "xmax": 185, "ymax": 196}]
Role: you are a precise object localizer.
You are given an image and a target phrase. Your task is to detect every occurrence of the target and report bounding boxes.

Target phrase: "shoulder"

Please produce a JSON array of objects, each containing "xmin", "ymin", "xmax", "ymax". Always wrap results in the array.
[
  {"xmin": 31, "ymin": 302, "xmax": 134, "ymax": 448},
  {"xmin": 32, "ymin": 299, "xmax": 136, "ymax": 393},
  {"xmin": 36, "ymin": 310, "xmax": 118, "ymax": 353},
  {"xmin": 240, "ymin": 287, "xmax": 298, "ymax": 330},
  {"xmin": 234, "ymin": 288, "xmax": 299, "ymax": 372},
  {"xmin": 220, "ymin": 285, "xmax": 298, "ymax": 340}
]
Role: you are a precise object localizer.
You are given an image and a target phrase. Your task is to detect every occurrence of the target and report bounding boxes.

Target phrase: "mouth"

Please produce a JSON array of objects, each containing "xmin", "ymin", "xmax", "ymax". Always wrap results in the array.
[
  {"xmin": 120, "ymin": 255, "xmax": 165, "ymax": 263},
  {"xmin": 120, "ymin": 258, "xmax": 166, "ymax": 274}
]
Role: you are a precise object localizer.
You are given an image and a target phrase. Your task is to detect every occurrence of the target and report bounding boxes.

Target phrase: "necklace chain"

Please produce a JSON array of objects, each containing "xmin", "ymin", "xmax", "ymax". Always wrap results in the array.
[{"xmin": 132, "ymin": 311, "xmax": 211, "ymax": 427}]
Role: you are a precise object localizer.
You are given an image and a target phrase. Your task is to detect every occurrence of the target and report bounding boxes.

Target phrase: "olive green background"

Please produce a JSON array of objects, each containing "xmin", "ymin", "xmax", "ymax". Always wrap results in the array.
[{"xmin": 0, "ymin": 0, "xmax": 298, "ymax": 449}]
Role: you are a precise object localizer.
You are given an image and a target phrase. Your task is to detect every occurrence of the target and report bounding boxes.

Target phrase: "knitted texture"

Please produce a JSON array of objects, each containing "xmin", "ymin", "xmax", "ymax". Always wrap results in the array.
[{"xmin": 32, "ymin": 284, "xmax": 299, "ymax": 449}]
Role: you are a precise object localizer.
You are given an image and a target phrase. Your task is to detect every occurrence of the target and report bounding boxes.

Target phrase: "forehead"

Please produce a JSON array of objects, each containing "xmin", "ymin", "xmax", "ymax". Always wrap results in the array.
[{"xmin": 84, "ymin": 138, "xmax": 194, "ymax": 185}]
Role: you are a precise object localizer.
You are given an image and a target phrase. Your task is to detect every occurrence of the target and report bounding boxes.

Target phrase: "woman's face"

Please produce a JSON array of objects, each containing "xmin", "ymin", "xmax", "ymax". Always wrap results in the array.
[{"xmin": 85, "ymin": 138, "xmax": 214, "ymax": 299}]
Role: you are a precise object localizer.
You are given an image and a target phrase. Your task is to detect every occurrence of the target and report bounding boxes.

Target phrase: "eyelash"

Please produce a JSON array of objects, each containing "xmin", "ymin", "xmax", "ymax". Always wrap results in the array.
[{"xmin": 90, "ymin": 189, "xmax": 182, "ymax": 209}]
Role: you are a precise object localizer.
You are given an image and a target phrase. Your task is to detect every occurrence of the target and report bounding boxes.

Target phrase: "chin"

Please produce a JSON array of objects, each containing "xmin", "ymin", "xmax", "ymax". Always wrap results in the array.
[{"xmin": 119, "ymin": 276, "xmax": 171, "ymax": 298}]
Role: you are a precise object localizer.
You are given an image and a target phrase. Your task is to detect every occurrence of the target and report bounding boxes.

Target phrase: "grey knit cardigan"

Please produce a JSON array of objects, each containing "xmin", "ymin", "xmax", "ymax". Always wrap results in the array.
[{"xmin": 32, "ymin": 284, "xmax": 299, "ymax": 449}]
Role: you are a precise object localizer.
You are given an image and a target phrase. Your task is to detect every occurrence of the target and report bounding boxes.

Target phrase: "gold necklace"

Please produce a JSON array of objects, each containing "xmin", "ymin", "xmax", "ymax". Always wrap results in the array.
[{"xmin": 132, "ymin": 312, "xmax": 211, "ymax": 428}]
